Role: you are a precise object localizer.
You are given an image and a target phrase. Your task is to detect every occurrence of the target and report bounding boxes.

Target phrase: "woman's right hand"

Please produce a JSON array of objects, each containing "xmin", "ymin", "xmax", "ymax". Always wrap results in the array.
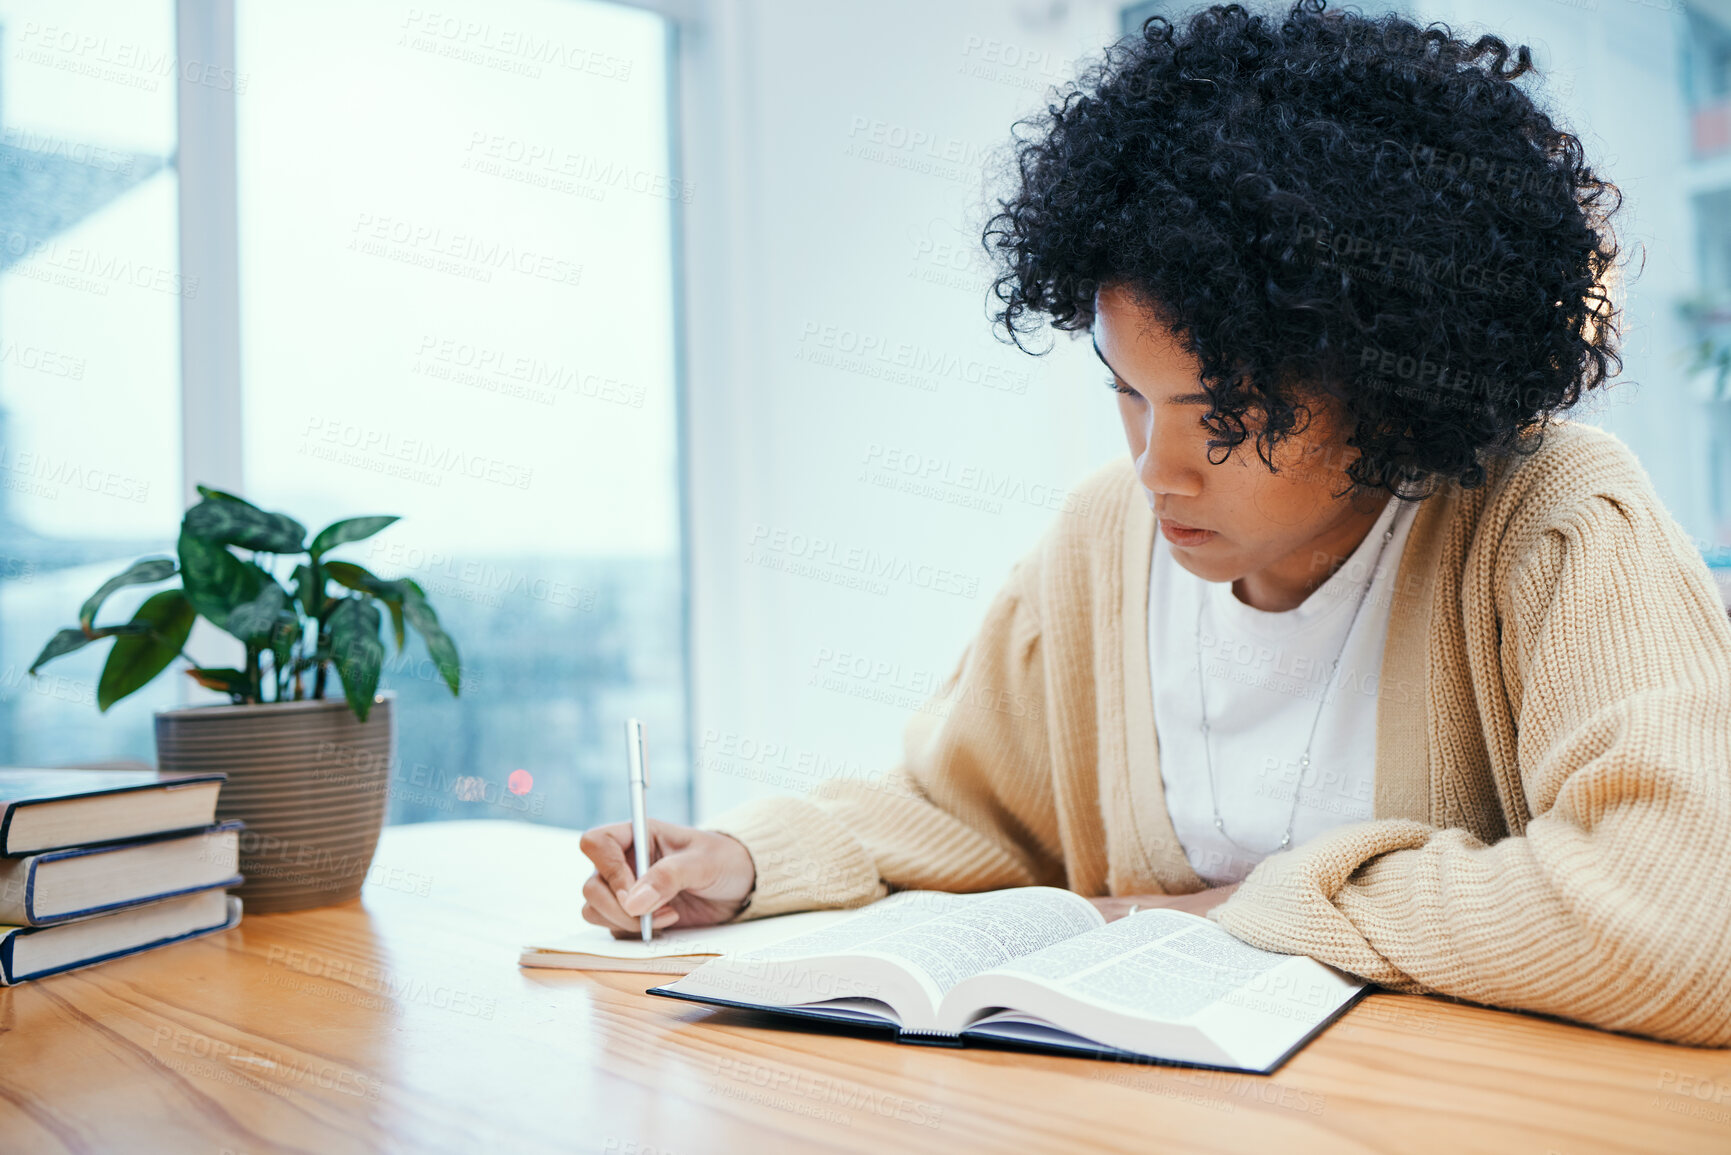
[{"xmin": 578, "ymin": 819, "xmax": 758, "ymax": 937}]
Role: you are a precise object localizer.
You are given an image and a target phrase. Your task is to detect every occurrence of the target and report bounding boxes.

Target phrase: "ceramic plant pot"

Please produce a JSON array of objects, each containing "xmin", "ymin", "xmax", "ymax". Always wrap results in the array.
[{"xmin": 154, "ymin": 693, "xmax": 393, "ymax": 913}]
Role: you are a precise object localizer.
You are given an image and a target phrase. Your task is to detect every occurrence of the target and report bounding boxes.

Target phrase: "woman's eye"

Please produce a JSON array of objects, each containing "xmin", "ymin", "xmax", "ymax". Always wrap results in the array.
[{"xmin": 1106, "ymin": 376, "xmax": 1137, "ymax": 397}]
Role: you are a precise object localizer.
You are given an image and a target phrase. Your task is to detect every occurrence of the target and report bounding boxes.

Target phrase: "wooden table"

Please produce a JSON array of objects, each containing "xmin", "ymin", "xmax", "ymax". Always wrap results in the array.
[{"xmin": 1, "ymin": 820, "xmax": 1726, "ymax": 1154}]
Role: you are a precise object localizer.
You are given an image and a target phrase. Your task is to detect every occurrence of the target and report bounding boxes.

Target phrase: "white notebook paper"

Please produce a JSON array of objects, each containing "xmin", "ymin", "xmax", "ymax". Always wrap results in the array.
[{"xmin": 519, "ymin": 907, "xmax": 860, "ymax": 974}]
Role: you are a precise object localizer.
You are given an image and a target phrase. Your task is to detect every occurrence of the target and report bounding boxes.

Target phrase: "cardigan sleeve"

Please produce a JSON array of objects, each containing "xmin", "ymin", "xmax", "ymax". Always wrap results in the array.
[
  {"xmin": 699, "ymin": 542, "xmax": 1065, "ymax": 920},
  {"xmin": 1209, "ymin": 480, "xmax": 1731, "ymax": 1046}
]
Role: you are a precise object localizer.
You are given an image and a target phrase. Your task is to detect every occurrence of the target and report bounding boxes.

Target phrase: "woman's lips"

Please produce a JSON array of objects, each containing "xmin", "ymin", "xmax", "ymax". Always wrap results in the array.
[{"xmin": 1160, "ymin": 520, "xmax": 1217, "ymax": 547}]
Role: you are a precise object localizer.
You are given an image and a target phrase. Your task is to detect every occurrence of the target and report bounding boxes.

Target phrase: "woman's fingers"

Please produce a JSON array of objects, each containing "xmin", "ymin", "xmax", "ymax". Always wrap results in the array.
[
  {"xmin": 581, "ymin": 820, "xmax": 755, "ymax": 933},
  {"xmin": 583, "ymin": 859, "xmax": 689, "ymax": 934},
  {"xmin": 619, "ymin": 848, "xmax": 713, "ymax": 917},
  {"xmin": 580, "ymin": 823, "xmax": 642, "ymax": 895},
  {"xmin": 582, "ymin": 871, "xmax": 636, "ymax": 932}
]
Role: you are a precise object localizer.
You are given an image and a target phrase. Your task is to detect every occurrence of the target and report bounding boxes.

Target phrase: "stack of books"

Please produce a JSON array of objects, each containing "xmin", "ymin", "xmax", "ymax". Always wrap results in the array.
[{"xmin": 0, "ymin": 768, "xmax": 244, "ymax": 985}]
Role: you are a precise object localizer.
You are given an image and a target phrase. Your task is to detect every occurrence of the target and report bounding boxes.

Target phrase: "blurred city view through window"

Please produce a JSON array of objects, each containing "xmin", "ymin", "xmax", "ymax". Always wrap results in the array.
[
  {"xmin": 0, "ymin": 1, "xmax": 186, "ymax": 768},
  {"xmin": 0, "ymin": 0, "xmax": 691, "ymax": 830},
  {"xmin": 1682, "ymin": 1, "xmax": 1731, "ymax": 544}
]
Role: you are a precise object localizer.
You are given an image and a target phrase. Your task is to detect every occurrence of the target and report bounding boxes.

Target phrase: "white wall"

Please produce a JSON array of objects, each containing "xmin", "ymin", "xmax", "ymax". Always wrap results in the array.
[
  {"xmin": 676, "ymin": 0, "xmax": 1710, "ymax": 820},
  {"xmin": 679, "ymin": 0, "xmax": 1128, "ymax": 817}
]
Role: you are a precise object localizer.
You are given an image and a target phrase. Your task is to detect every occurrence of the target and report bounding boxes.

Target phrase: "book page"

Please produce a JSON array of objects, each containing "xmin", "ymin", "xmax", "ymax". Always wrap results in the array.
[
  {"xmin": 955, "ymin": 909, "xmax": 1299, "ymax": 1022},
  {"xmin": 937, "ymin": 908, "xmax": 1364, "ymax": 1069},
  {"xmin": 740, "ymin": 886, "xmax": 1103, "ymax": 997}
]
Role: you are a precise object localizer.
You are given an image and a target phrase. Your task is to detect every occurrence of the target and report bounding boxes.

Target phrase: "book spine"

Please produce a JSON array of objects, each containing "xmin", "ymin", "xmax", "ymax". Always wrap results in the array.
[
  {"xmin": 0, "ymin": 857, "xmax": 31, "ymax": 925},
  {"xmin": 897, "ymin": 1031, "xmax": 964, "ymax": 1048}
]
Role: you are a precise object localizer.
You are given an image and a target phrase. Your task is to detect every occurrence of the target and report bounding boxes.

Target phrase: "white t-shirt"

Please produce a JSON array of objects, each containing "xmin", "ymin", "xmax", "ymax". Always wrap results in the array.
[{"xmin": 1147, "ymin": 494, "xmax": 1419, "ymax": 885}]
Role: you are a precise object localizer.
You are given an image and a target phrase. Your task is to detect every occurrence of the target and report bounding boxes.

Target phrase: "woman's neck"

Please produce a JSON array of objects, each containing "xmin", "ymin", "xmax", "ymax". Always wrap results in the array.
[{"xmin": 1230, "ymin": 495, "xmax": 1391, "ymax": 613}]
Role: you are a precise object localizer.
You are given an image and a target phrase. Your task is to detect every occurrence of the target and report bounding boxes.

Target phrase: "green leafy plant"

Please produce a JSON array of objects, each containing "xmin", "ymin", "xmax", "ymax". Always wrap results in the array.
[{"xmin": 29, "ymin": 486, "xmax": 460, "ymax": 722}]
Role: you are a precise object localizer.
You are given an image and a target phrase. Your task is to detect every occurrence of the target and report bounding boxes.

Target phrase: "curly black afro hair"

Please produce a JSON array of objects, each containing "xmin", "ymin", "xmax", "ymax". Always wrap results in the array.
[{"xmin": 983, "ymin": 0, "xmax": 1622, "ymax": 498}]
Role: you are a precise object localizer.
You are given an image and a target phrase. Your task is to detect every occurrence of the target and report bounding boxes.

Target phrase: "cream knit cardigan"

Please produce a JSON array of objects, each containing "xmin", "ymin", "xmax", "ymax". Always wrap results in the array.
[{"xmin": 704, "ymin": 419, "xmax": 1731, "ymax": 1046}]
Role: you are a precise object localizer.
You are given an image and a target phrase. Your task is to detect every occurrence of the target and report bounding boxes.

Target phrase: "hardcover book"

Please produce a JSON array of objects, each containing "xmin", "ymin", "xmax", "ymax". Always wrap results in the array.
[
  {"xmin": 0, "ymin": 889, "xmax": 241, "ymax": 985},
  {"xmin": 0, "ymin": 821, "xmax": 244, "ymax": 926},
  {"xmin": 650, "ymin": 887, "xmax": 1366, "ymax": 1074},
  {"xmin": 0, "ymin": 769, "xmax": 226, "ymax": 854}
]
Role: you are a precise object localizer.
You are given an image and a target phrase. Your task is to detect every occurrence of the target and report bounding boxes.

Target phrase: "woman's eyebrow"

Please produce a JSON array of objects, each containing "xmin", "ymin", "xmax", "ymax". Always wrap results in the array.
[{"xmin": 1091, "ymin": 333, "xmax": 1211, "ymax": 405}]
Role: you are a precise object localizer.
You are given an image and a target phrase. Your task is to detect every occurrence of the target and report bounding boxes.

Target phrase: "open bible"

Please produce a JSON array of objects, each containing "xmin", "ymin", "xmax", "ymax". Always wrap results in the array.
[{"xmin": 649, "ymin": 887, "xmax": 1366, "ymax": 1074}]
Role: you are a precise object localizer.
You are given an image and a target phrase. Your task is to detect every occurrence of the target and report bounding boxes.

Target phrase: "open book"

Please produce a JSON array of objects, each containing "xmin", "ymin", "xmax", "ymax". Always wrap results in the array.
[{"xmin": 649, "ymin": 887, "xmax": 1366, "ymax": 1074}]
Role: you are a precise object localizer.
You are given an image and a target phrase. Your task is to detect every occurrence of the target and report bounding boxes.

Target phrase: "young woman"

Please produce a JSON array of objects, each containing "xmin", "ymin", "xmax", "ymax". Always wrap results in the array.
[{"xmin": 580, "ymin": 2, "xmax": 1731, "ymax": 1046}]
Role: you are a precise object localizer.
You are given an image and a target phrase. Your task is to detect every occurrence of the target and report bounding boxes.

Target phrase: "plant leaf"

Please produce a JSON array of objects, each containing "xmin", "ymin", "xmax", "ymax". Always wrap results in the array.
[
  {"xmin": 186, "ymin": 666, "xmax": 251, "ymax": 696},
  {"xmin": 327, "ymin": 597, "xmax": 384, "ymax": 722},
  {"xmin": 269, "ymin": 614, "xmax": 299, "ymax": 678},
  {"xmin": 291, "ymin": 563, "xmax": 319, "ymax": 618},
  {"xmin": 310, "ymin": 515, "xmax": 398, "ymax": 558},
  {"xmin": 97, "ymin": 589, "xmax": 196, "ymax": 711},
  {"xmin": 183, "ymin": 496, "xmax": 306, "ymax": 553},
  {"xmin": 225, "ymin": 582, "xmax": 289, "ymax": 643},
  {"xmin": 324, "ymin": 561, "xmax": 409, "ymax": 649},
  {"xmin": 195, "ymin": 484, "xmax": 257, "ymax": 507},
  {"xmin": 29, "ymin": 623, "xmax": 154, "ymax": 674},
  {"xmin": 177, "ymin": 531, "xmax": 266, "ymax": 633},
  {"xmin": 77, "ymin": 557, "xmax": 177, "ymax": 633},
  {"xmin": 402, "ymin": 586, "xmax": 460, "ymax": 695},
  {"xmin": 227, "ymin": 583, "xmax": 301, "ymax": 691},
  {"xmin": 322, "ymin": 560, "xmax": 406, "ymax": 598},
  {"xmin": 30, "ymin": 628, "xmax": 98, "ymax": 673}
]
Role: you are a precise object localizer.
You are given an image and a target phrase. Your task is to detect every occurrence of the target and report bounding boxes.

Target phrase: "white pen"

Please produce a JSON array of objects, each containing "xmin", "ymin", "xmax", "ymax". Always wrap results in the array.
[{"xmin": 625, "ymin": 717, "xmax": 653, "ymax": 942}]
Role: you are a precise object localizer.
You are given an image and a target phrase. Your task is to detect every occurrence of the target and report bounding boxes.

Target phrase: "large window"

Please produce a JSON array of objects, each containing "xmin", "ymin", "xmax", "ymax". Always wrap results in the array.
[
  {"xmin": 0, "ymin": 0, "xmax": 690, "ymax": 830},
  {"xmin": 232, "ymin": 0, "xmax": 690, "ymax": 829},
  {"xmin": 1684, "ymin": 9, "xmax": 1731, "ymax": 553},
  {"xmin": 0, "ymin": 1, "xmax": 184, "ymax": 765}
]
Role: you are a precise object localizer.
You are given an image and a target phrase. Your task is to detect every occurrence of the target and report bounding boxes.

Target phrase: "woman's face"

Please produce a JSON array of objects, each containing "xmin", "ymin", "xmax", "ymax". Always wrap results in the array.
[{"xmin": 1092, "ymin": 285, "xmax": 1389, "ymax": 612}]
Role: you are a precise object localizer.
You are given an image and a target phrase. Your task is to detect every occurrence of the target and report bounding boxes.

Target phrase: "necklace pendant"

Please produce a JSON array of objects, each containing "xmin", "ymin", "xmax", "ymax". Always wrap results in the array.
[{"xmin": 1213, "ymin": 817, "xmax": 1224, "ymax": 831}]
